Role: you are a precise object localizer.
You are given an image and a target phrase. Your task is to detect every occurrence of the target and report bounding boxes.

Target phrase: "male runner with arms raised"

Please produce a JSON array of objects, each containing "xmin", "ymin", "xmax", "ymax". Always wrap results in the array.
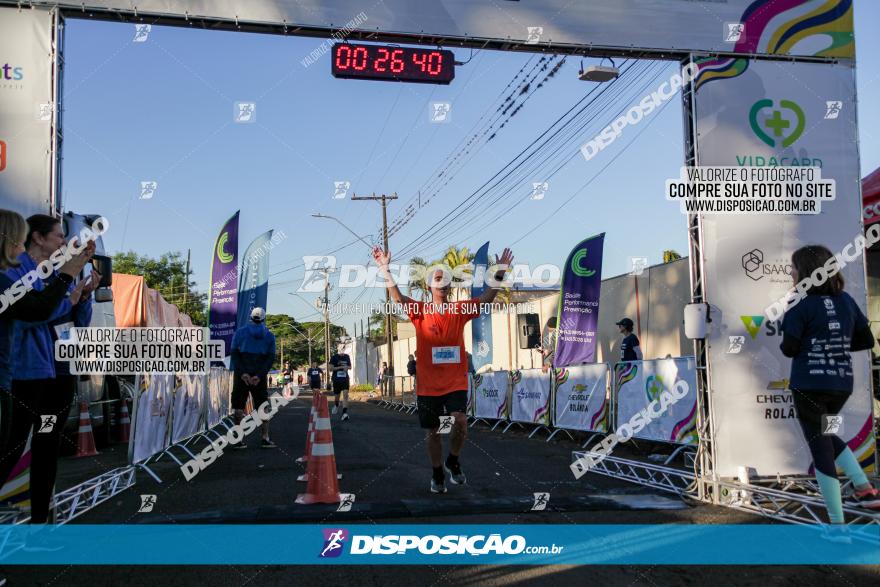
[{"xmin": 373, "ymin": 246, "xmax": 514, "ymax": 493}]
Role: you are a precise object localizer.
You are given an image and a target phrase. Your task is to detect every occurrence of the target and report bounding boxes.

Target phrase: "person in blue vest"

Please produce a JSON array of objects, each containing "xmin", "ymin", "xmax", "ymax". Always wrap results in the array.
[{"xmin": 230, "ymin": 307, "xmax": 277, "ymax": 449}]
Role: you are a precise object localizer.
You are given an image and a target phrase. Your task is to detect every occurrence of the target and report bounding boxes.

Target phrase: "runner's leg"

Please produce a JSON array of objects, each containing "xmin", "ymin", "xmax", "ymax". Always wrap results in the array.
[{"xmin": 793, "ymin": 390, "xmax": 846, "ymax": 523}]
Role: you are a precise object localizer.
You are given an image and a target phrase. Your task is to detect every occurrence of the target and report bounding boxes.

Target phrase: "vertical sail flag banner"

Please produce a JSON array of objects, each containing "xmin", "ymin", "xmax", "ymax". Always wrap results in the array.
[
  {"xmin": 470, "ymin": 241, "xmax": 494, "ymax": 372},
  {"xmin": 208, "ymin": 211, "xmax": 240, "ymax": 358},
  {"xmin": 237, "ymin": 230, "xmax": 275, "ymax": 330},
  {"xmin": 553, "ymin": 234, "xmax": 604, "ymax": 368}
]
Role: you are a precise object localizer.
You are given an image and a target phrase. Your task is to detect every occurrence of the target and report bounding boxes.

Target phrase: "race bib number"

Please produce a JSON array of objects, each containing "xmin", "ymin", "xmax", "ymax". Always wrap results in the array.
[
  {"xmin": 432, "ymin": 346, "xmax": 460, "ymax": 364},
  {"xmin": 54, "ymin": 321, "xmax": 75, "ymax": 341},
  {"xmin": 336, "ymin": 371, "xmax": 347, "ymax": 379}
]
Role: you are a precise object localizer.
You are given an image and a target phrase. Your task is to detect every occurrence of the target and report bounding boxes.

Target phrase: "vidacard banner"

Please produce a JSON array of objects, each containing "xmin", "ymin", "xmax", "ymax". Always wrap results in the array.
[
  {"xmin": 694, "ymin": 59, "xmax": 875, "ymax": 476},
  {"xmin": 553, "ymin": 234, "xmax": 604, "ymax": 368},
  {"xmin": 470, "ymin": 241, "xmax": 493, "ymax": 373},
  {"xmin": 0, "ymin": 6, "xmax": 53, "ymax": 218},
  {"xmin": 208, "ymin": 211, "xmax": 240, "ymax": 359}
]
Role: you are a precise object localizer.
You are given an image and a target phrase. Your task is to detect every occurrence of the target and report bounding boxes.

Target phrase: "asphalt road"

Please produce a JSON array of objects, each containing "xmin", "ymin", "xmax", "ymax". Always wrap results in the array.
[{"xmin": 2, "ymin": 391, "xmax": 876, "ymax": 585}]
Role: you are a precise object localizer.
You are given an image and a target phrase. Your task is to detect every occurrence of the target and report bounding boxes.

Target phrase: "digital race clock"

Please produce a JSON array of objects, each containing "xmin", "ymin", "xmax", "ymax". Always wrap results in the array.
[{"xmin": 331, "ymin": 43, "xmax": 455, "ymax": 85}]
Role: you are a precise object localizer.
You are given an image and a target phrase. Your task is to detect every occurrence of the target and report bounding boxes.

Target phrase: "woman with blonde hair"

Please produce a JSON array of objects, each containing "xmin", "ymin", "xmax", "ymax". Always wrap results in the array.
[{"xmin": 0, "ymin": 209, "xmax": 93, "ymax": 522}]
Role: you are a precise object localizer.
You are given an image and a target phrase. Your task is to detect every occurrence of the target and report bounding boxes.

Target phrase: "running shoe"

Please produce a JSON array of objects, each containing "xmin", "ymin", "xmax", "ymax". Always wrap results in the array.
[
  {"xmin": 820, "ymin": 524, "xmax": 852, "ymax": 545},
  {"xmin": 847, "ymin": 486, "xmax": 880, "ymax": 509},
  {"xmin": 231, "ymin": 441, "xmax": 247, "ymax": 450},
  {"xmin": 341, "ymin": 412, "xmax": 349, "ymax": 421},
  {"xmin": 430, "ymin": 478, "xmax": 447, "ymax": 494},
  {"xmin": 444, "ymin": 460, "xmax": 467, "ymax": 485},
  {"xmin": 332, "ymin": 405, "xmax": 338, "ymax": 415},
  {"xmin": 261, "ymin": 438, "xmax": 277, "ymax": 449}
]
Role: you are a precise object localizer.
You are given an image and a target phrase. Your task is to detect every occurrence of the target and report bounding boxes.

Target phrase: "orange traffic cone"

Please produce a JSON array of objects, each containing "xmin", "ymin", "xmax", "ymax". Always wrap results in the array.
[
  {"xmin": 296, "ymin": 392, "xmax": 318, "ymax": 464},
  {"xmin": 75, "ymin": 401, "xmax": 98, "ymax": 458},
  {"xmin": 295, "ymin": 395, "xmax": 341, "ymax": 504},
  {"xmin": 116, "ymin": 399, "xmax": 131, "ymax": 443}
]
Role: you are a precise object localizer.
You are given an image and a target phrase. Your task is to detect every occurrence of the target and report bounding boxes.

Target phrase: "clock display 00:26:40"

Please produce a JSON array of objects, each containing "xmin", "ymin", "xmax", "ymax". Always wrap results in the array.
[{"xmin": 331, "ymin": 43, "xmax": 455, "ymax": 85}]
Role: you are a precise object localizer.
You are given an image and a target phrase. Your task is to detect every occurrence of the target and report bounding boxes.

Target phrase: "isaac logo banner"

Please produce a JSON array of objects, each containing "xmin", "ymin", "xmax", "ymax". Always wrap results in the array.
[{"xmin": 553, "ymin": 234, "xmax": 604, "ymax": 368}]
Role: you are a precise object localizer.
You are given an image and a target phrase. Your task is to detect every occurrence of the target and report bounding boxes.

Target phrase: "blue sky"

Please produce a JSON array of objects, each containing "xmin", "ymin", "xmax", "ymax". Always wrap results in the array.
[{"xmin": 61, "ymin": 4, "xmax": 880, "ymax": 334}]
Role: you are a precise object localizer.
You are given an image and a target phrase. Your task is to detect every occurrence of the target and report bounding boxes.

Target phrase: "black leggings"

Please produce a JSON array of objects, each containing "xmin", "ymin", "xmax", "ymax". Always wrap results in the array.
[
  {"xmin": 0, "ymin": 376, "xmax": 76, "ymax": 523},
  {"xmin": 791, "ymin": 389, "xmax": 849, "ymax": 479}
]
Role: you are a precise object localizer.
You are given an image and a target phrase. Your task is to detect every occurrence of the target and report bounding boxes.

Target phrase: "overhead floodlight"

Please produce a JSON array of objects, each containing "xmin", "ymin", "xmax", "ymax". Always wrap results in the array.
[{"xmin": 578, "ymin": 57, "xmax": 619, "ymax": 82}]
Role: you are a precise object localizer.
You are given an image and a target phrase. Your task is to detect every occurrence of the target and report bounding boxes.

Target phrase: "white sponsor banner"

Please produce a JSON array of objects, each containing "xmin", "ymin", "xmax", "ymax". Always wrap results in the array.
[
  {"xmin": 130, "ymin": 374, "xmax": 173, "ymax": 464},
  {"xmin": 15, "ymin": 1, "xmax": 853, "ymax": 58},
  {"xmin": 0, "ymin": 6, "xmax": 53, "ymax": 217},
  {"xmin": 552, "ymin": 363, "xmax": 609, "ymax": 433},
  {"xmin": 206, "ymin": 367, "xmax": 232, "ymax": 428},
  {"xmin": 696, "ymin": 59, "xmax": 875, "ymax": 476},
  {"xmin": 510, "ymin": 369, "xmax": 551, "ymax": 425},
  {"xmin": 614, "ymin": 358, "xmax": 698, "ymax": 445},
  {"xmin": 171, "ymin": 374, "xmax": 205, "ymax": 444},
  {"xmin": 472, "ymin": 371, "xmax": 509, "ymax": 421}
]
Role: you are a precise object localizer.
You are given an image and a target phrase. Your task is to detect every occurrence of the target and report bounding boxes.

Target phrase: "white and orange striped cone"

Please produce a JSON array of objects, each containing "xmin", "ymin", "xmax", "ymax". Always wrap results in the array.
[
  {"xmin": 296, "ymin": 392, "xmax": 318, "ymax": 464},
  {"xmin": 296, "ymin": 395, "xmax": 341, "ymax": 481},
  {"xmin": 295, "ymin": 394, "xmax": 341, "ymax": 504},
  {"xmin": 116, "ymin": 399, "xmax": 131, "ymax": 443},
  {"xmin": 75, "ymin": 401, "xmax": 98, "ymax": 458}
]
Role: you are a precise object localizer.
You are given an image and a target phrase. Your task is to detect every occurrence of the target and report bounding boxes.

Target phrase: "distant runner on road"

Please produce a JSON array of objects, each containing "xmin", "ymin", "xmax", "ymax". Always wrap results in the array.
[
  {"xmin": 329, "ymin": 347, "xmax": 352, "ymax": 421},
  {"xmin": 373, "ymin": 245, "xmax": 514, "ymax": 494},
  {"xmin": 307, "ymin": 361, "xmax": 323, "ymax": 392}
]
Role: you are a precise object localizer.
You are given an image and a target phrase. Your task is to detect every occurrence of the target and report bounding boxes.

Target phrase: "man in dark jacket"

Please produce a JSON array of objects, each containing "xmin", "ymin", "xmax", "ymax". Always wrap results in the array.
[{"xmin": 230, "ymin": 307, "xmax": 277, "ymax": 448}]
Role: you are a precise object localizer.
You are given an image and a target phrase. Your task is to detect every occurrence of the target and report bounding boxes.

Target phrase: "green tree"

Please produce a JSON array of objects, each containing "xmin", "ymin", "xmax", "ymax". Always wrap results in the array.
[
  {"xmin": 407, "ymin": 255, "xmax": 429, "ymax": 300},
  {"xmin": 112, "ymin": 251, "xmax": 207, "ymax": 325},
  {"xmin": 663, "ymin": 250, "xmax": 682, "ymax": 263},
  {"xmin": 265, "ymin": 313, "xmax": 347, "ymax": 370}
]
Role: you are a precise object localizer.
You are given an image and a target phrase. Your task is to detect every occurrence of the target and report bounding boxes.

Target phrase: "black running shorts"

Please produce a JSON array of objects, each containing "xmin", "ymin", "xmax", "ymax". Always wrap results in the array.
[{"xmin": 417, "ymin": 390, "xmax": 468, "ymax": 429}]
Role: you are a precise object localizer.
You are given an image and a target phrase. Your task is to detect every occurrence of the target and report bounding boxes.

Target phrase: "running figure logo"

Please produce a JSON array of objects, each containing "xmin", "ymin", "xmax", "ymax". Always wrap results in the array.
[
  {"xmin": 430, "ymin": 102, "xmax": 451, "ymax": 124},
  {"xmin": 319, "ymin": 529, "xmax": 348, "ymax": 558},
  {"xmin": 526, "ymin": 27, "xmax": 543, "ymax": 44},
  {"xmin": 437, "ymin": 415, "xmax": 454, "ymax": 434},
  {"xmin": 728, "ymin": 336, "xmax": 745, "ymax": 354},
  {"xmin": 629, "ymin": 256, "xmax": 648, "ymax": 276},
  {"xmin": 822, "ymin": 415, "xmax": 844, "ymax": 435},
  {"xmin": 336, "ymin": 493, "xmax": 355, "ymax": 512},
  {"xmin": 531, "ymin": 492, "xmax": 550, "ymax": 511},
  {"xmin": 234, "ymin": 102, "xmax": 256, "ymax": 123},
  {"xmin": 38, "ymin": 415, "xmax": 56, "ymax": 433},
  {"xmin": 333, "ymin": 181, "xmax": 351, "ymax": 199},
  {"xmin": 530, "ymin": 182, "xmax": 549, "ymax": 201},
  {"xmin": 824, "ymin": 101, "xmax": 843, "ymax": 120},
  {"xmin": 724, "ymin": 23, "xmax": 744, "ymax": 42},
  {"xmin": 133, "ymin": 24, "xmax": 151, "ymax": 43},
  {"xmin": 138, "ymin": 494, "xmax": 157, "ymax": 513},
  {"xmin": 140, "ymin": 181, "xmax": 158, "ymax": 200}
]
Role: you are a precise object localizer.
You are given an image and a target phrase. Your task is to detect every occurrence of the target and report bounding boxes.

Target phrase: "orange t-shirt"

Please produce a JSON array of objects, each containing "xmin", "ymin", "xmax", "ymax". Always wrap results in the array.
[{"xmin": 405, "ymin": 298, "xmax": 481, "ymax": 396}]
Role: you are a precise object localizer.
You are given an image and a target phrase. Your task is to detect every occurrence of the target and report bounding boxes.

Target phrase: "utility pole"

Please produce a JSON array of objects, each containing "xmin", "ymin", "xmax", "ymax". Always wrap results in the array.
[
  {"xmin": 323, "ymin": 268, "xmax": 331, "ymax": 391},
  {"xmin": 183, "ymin": 248, "xmax": 191, "ymax": 310},
  {"xmin": 352, "ymin": 192, "xmax": 398, "ymax": 378}
]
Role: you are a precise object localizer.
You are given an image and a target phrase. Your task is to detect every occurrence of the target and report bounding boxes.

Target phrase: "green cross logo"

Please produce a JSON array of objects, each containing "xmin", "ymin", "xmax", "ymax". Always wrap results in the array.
[
  {"xmin": 749, "ymin": 99, "xmax": 805, "ymax": 148},
  {"xmin": 571, "ymin": 248, "xmax": 595, "ymax": 277}
]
